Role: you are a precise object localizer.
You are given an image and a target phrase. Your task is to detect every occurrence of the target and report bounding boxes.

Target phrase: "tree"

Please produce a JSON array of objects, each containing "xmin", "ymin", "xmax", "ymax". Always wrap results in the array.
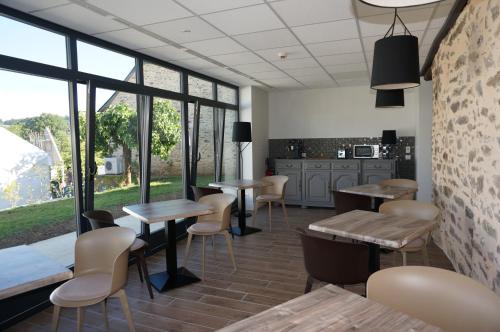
[{"xmin": 94, "ymin": 100, "xmax": 181, "ymax": 186}]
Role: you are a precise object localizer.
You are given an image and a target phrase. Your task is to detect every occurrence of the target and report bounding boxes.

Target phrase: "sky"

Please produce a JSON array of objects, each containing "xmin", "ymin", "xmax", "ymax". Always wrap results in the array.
[{"xmin": 0, "ymin": 15, "xmax": 135, "ymax": 121}]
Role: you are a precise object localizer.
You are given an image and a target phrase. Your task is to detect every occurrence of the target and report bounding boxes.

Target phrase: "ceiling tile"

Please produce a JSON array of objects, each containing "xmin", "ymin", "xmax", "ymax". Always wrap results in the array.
[
  {"xmin": 170, "ymin": 57, "xmax": 218, "ymax": 70},
  {"xmin": 336, "ymin": 77, "xmax": 370, "ymax": 87},
  {"xmin": 232, "ymin": 62, "xmax": 278, "ymax": 74},
  {"xmin": 262, "ymin": 77, "xmax": 303, "ymax": 88},
  {"xmin": 317, "ymin": 52, "xmax": 366, "ymax": 66},
  {"xmin": 202, "ymin": 4, "xmax": 284, "ymax": 35},
  {"xmin": 251, "ymin": 70, "xmax": 289, "ymax": 79},
  {"xmin": 138, "ymin": 45, "xmax": 196, "ymax": 61},
  {"xmin": 306, "ymin": 39, "xmax": 362, "ymax": 57},
  {"xmin": 0, "ymin": 0, "xmax": 68, "ymax": 12},
  {"xmin": 285, "ymin": 67, "xmax": 326, "ymax": 77},
  {"xmin": 234, "ymin": 29, "xmax": 299, "ymax": 50},
  {"xmin": 182, "ymin": 37, "xmax": 246, "ymax": 56},
  {"xmin": 256, "ymin": 45, "xmax": 310, "ymax": 61},
  {"xmin": 325, "ymin": 62, "xmax": 367, "ymax": 74},
  {"xmin": 34, "ymin": 4, "xmax": 127, "ymax": 35},
  {"xmin": 429, "ymin": 4, "xmax": 453, "ymax": 29},
  {"xmin": 273, "ymin": 57, "xmax": 318, "ymax": 69},
  {"xmin": 178, "ymin": 0, "xmax": 263, "ymax": 15},
  {"xmin": 144, "ymin": 17, "xmax": 223, "ymax": 43},
  {"xmin": 270, "ymin": 0, "xmax": 354, "ymax": 27},
  {"xmin": 358, "ymin": 7, "xmax": 433, "ymax": 37},
  {"xmin": 304, "ymin": 81, "xmax": 338, "ymax": 88},
  {"xmin": 209, "ymin": 52, "xmax": 262, "ymax": 66},
  {"xmin": 87, "ymin": 0, "xmax": 192, "ymax": 25},
  {"xmin": 94, "ymin": 28, "xmax": 165, "ymax": 50},
  {"xmin": 332, "ymin": 71, "xmax": 368, "ymax": 80},
  {"xmin": 292, "ymin": 19, "xmax": 358, "ymax": 44}
]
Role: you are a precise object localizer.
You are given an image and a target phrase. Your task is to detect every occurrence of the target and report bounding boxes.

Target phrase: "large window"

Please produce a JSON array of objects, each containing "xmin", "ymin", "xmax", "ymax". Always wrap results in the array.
[
  {"xmin": 188, "ymin": 75, "xmax": 213, "ymax": 100},
  {"xmin": 144, "ymin": 62, "xmax": 181, "ymax": 92},
  {"xmin": 0, "ymin": 70, "xmax": 76, "ymax": 258}
]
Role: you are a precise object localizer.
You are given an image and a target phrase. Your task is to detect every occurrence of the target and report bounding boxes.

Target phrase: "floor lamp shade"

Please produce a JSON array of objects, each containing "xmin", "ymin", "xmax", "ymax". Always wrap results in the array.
[
  {"xmin": 382, "ymin": 130, "xmax": 397, "ymax": 145},
  {"xmin": 359, "ymin": 0, "xmax": 442, "ymax": 8},
  {"xmin": 232, "ymin": 122, "xmax": 252, "ymax": 142},
  {"xmin": 376, "ymin": 89, "xmax": 404, "ymax": 108},
  {"xmin": 371, "ymin": 35, "xmax": 420, "ymax": 90}
]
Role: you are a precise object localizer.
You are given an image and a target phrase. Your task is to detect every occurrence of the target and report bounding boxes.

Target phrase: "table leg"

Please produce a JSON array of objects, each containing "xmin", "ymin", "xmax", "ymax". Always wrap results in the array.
[
  {"xmin": 148, "ymin": 220, "xmax": 200, "ymax": 292},
  {"xmin": 368, "ymin": 243, "xmax": 381, "ymax": 274},
  {"xmin": 334, "ymin": 191, "xmax": 372, "ymax": 215},
  {"xmin": 231, "ymin": 189, "xmax": 262, "ymax": 236}
]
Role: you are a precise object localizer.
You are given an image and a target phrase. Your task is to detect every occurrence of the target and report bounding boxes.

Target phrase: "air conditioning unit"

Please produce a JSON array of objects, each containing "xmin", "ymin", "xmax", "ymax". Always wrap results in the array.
[{"xmin": 104, "ymin": 157, "xmax": 124, "ymax": 175}]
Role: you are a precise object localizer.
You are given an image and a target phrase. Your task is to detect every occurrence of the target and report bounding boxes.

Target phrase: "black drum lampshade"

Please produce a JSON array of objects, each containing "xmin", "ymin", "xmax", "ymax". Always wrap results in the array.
[
  {"xmin": 382, "ymin": 130, "xmax": 397, "ymax": 145},
  {"xmin": 376, "ymin": 89, "xmax": 405, "ymax": 108},
  {"xmin": 371, "ymin": 35, "xmax": 420, "ymax": 90},
  {"xmin": 232, "ymin": 122, "xmax": 252, "ymax": 142}
]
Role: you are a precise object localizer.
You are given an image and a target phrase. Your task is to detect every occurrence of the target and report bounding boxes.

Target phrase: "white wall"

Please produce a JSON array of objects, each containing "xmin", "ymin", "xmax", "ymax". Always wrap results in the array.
[
  {"xmin": 416, "ymin": 80, "xmax": 433, "ymax": 202},
  {"xmin": 239, "ymin": 86, "xmax": 269, "ymax": 208},
  {"xmin": 268, "ymin": 84, "xmax": 419, "ymax": 139}
]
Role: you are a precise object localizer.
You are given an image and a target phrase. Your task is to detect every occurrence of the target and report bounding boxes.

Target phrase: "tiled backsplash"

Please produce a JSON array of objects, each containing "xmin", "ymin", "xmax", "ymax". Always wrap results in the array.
[{"xmin": 268, "ymin": 136, "xmax": 416, "ymax": 179}]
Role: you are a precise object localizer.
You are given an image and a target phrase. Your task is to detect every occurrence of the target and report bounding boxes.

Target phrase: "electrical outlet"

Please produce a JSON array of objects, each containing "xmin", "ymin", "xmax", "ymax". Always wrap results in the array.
[
  {"xmin": 405, "ymin": 146, "xmax": 411, "ymax": 153},
  {"xmin": 405, "ymin": 154, "xmax": 411, "ymax": 160}
]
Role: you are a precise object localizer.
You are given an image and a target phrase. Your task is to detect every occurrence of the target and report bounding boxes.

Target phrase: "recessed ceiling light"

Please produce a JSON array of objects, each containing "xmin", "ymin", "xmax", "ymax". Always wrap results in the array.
[
  {"xmin": 182, "ymin": 29, "xmax": 191, "ymax": 33},
  {"xmin": 359, "ymin": 0, "xmax": 442, "ymax": 7}
]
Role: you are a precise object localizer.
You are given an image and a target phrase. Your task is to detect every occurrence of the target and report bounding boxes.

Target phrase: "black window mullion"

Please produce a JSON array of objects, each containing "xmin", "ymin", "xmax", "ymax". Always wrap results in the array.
[
  {"xmin": 190, "ymin": 101, "xmax": 201, "ymax": 187},
  {"xmin": 83, "ymin": 80, "xmax": 97, "ymax": 232}
]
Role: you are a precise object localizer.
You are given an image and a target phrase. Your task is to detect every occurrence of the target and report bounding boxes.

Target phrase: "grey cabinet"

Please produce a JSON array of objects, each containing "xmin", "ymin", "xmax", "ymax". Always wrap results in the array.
[
  {"xmin": 361, "ymin": 160, "xmax": 394, "ymax": 185},
  {"xmin": 331, "ymin": 172, "xmax": 359, "ymax": 191},
  {"xmin": 276, "ymin": 168, "xmax": 302, "ymax": 204},
  {"xmin": 303, "ymin": 171, "xmax": 332, "ymax": 206}
]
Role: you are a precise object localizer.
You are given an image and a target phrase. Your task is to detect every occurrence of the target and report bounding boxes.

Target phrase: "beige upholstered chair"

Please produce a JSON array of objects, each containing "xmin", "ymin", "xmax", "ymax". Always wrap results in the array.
[
  {"xmin": 50, "ymin": 227, "xmax": 136, "ymax": 332},
  {"xmin": 378, "ymin": 178, "xmax": 418, "ymax": 200},
  {"xmin": 379, "ymin": 200, "xmax": 439, "ymax": 266},
  {"xmin": 367, "ymin": 266, "xmax": 500, "ymax": 332},
  {"xmin": 184, "ymin": 193, "xmax": 237, "ymax": 280},
  {"xmin": 252, "ymin": 175, "xmax": 289, "ymax": 232}
]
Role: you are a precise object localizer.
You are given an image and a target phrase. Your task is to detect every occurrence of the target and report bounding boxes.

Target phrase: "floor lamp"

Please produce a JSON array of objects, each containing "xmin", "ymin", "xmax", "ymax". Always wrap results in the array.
[{"xmin": 232, "ymin": 121, "xmax": 252, "ymax": 179}]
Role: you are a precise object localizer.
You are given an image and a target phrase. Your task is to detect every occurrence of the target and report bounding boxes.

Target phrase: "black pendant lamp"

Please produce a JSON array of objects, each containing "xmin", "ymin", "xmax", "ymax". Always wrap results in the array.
[
  {"xmin": 371, "ymin": 9, "xmax": 420, "ymax": 90},
  {"xmin": 359, "ymin": 0, "xmax": 442, "ymax": 8},
  {"xmin": 376, "ymin": 89, "xmax": 405, "ymax": 108},
  {"xmin": 232, "ymin": 122, "xmax": 252, "ymax": 142}
]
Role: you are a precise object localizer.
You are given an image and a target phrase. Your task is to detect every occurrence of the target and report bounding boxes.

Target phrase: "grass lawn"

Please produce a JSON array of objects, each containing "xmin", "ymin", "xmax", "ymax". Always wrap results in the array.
[{"xmin": 0, "ymin": 175, "xmax": 212, "ymax": 242}]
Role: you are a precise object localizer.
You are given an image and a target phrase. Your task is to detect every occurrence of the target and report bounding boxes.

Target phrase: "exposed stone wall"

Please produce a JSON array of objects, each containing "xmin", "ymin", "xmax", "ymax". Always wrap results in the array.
[
  {"xmin": 432, "ymin": 0, "xmax": 500, "ymax": 292},
  {"xmin": 103, "ymin": 63, "xmax": 237, "ymax": 179}
]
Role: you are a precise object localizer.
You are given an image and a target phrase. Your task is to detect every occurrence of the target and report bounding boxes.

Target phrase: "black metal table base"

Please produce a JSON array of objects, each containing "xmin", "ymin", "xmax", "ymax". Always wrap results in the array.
[
  {"xmin": 149, "ymin": 267, "xmax": 200, "ymax": 292},
  {"xmin": 231, "ymin": 226, "xmax": 261, "ymax": 236}
]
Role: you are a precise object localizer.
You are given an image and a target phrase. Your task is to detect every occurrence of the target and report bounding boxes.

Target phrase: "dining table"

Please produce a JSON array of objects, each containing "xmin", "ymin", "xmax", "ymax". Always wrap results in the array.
[
  {"xmin": 309, "ymin": 209, "xmax": 436, "ymax": 273},
  {"xmin": 123, "ymin": 199, "xmax": 212, "ymax": 292},
  {"xmin": 218, "ymin": 284, "xmax": 441, "ymax": 331},
  {"xmin": 335, "ymin": 183, "xmax": 418, "ymax": 213},
  {"xmin": 209, "ymin": 179, "xmax": 271, "ymax": 236}
]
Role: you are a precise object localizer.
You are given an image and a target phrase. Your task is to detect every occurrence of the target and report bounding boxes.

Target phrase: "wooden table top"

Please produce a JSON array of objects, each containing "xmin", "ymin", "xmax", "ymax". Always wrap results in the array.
[
  {"xmin": 0, "ymin": 245, "xmax": 73, "ymax": 300},
  {"xmin": 218, "ymin": 284, "xmax": 441, "ymax": 332},
  {"xmin": 123, "ymin": 199, "xmax": 213, "ymax": 224},
  {"xmin": 338, "ymin": 184, "xmax": 417, "ymax": 199},
  {"xmin": 309, "ymin": 210, "xmax": 436, "ymax": 248},
  {"xmin": 209, "ymin": 179, "xmax": 272, "ymax": 190}
]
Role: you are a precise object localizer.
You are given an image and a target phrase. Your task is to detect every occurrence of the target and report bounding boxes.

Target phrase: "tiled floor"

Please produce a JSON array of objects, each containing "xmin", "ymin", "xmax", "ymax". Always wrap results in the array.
[{"xmin": 8, "ymin": 206, "xmax": 454, "ymax": 332}]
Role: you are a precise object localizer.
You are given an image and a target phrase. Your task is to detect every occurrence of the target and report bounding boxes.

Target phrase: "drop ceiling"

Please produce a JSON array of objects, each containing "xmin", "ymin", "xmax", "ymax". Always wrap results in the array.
[{"xmin": 0, "ymin": 0, "xmax": 454, "ymax": 90}]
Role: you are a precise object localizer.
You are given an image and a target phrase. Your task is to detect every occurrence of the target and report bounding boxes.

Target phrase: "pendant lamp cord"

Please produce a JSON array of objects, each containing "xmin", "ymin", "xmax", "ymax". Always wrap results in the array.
[{"xmin": 384, "ymin": 8, "xmax": 412, "ymax": 38}]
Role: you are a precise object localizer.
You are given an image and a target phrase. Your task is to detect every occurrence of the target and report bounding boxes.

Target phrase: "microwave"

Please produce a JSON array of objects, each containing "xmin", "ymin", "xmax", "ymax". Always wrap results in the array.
[{"xmin": 353, "ymin": 145, "xmax": 380, "ymax": 159}]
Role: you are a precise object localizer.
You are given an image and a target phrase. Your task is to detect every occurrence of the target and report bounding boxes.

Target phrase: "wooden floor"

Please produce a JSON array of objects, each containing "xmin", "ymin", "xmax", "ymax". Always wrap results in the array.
[{"xmin": 8, "ymin": 206, "xmax": 454, "ymax": 332}]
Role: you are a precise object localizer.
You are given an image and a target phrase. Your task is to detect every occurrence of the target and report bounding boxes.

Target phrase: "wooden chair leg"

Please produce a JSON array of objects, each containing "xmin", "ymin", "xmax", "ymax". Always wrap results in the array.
[
  {"xmin": 101, "ymin": 300, "xmax": 109, "ymax": 331},
  {"xmin": 52, "ymin": 305, "xmax": 61, "ymax": 332},
  {"xmin": 252, "ymin": 201, "xmax": 259, "ymax": 226},
  {"xmin": 268, "ymin": 201, "xmax": 272, "ymax": 232},
  {"xmin": 402, "ymin": 252, "xmax": 407, "ymax": 266},
  {"xmin": 76, "ymin": 307, "xmax": 85, "ymax": 332},
  {"xmin": 223, "ymin": 231, "xmax": 237, "ymax": 271},
  {"xmin": 422, "ymin": 246, "xmax": 430, "ymax": 266},
  {"xmin": 183, "ymin": 233, "xmax": 193, "ymax": 267},
  {"xmin": 138, "ymin": 252, "xmax": 154, "ymax": 299},
  {"xmin": 281, "ymin": 199, "xmax": 289, "ymax": 228},
  {"xmin": 212, "ymin": 235, "xmax": 217, "ymax": 260},
  {"xmin": 136, "ymin": 258, "xmax": 144, "ymax": 283},
  {"xmin": 201, "ymin": 236, "xmax": 206, "ymax": 280},
  {"xmin": 304, "ymin": 276, "xmax": 314, "ymax": 293},
  {"xmin": 116, "ymin": 289, "xmax": 136, "ymax": 332}
]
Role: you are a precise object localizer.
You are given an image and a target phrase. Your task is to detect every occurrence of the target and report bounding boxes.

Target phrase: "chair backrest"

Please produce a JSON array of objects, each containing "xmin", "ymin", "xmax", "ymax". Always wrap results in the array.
[
  {"xmin": 261, "ymin": 175, "xmax": 288, "ymax": 196},
  {"xmin": 197, "ymin": 193, "xmax": 236, "ymax": 230},
  {"xmin": 367, "ymin": 266, "xmax": 500, "ymax": 332},
  {"xmin": 82, "ymin": 210, "xmax": 117, "ymax": 230},
  {"xmin": 297, "ymin": 228, "xmax": 370, "ymax": 285},
  {"xmin": 190, "ymin": 185, "xmax": 223, "ymax": 202},
  {"xmin": 74, "ymin": 227, "xmax": 136, "ymax": 295},
  {"xmin": 379, "ymin": 200, "xmax": 439, "ymax": 222},
  {"xmin": 378, "ymin": 178, "xmax": 418, "ymax": 200}
]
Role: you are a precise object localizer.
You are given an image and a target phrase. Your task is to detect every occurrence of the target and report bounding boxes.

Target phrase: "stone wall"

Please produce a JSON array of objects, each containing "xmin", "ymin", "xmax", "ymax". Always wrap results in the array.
[
  {"xmin": 102, "ymin": 63, "xmax": 237, "ymax": 179},
  {"xmin": 432, "ymin": 0, "xmax": 500, "ymax": 293}
]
